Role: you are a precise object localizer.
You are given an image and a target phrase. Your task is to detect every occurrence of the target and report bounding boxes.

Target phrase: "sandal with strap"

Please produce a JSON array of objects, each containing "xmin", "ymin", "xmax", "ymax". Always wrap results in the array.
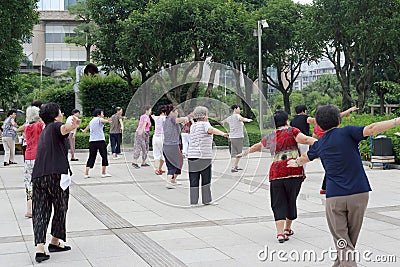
[
  {"xmin": 284, "ymin": 228, "xmax": 294, "ymax": 236},
  {"xmin": 277, "ymin": 233, "xmax": 289, "ymax": 243}
]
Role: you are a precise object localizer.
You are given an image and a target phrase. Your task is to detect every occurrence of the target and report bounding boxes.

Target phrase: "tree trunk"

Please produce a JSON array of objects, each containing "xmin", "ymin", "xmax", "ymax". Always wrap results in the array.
[
  {"xmin": 379, "ymin": 90, "xmax": 385, "ymax": 116},
  {"xmin": 283, "ymin": 92, "xmax": 291, "ymax": 114},
  {"xmin": 86, "ymin": 45, "xmax": 91, "ymax": 62}
]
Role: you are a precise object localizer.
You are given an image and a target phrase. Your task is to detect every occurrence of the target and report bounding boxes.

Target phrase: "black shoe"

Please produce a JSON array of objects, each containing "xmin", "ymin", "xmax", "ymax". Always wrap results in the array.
[
  {"xmin": 35, "ymin": 252, "xmax": 50, "ymax": 263},
  {"xmin": 48, "ymin": 243, "xmax": 71, "ymax": 252},
  {"xmin": 4, "ymin": 162, "xmax": 9, "ymax": 166},
  {"xmin": 70, "ymin": 158, "xmax": 79, "ymax": 161},
  {"xmin": 235, "ymin": 167, "xmax": 243, "ymax": 170},
  {"xmin": 9, "ymin": 161, "xmax": 17, "ymax": 164},
  {"xmin": 141, "ymin": 163, "xmax": 150, "ymax": 167},
  {"xmin": 231, "ymin": 168, "xmax": 238, "ymax": 173},
  {"xmin": 132, "ymin": 163, "xmax": 140, "ymax": 169}
]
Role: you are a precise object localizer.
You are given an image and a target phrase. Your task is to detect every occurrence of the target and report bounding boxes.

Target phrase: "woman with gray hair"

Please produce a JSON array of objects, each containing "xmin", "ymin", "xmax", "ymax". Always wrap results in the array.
[
  {"xmin": 23, "ymin": 106, "xmax": 45, "ymax": 218},
  {"xmin": 188, "ymin": 106, "xmax": 229, "ymax": 205}
]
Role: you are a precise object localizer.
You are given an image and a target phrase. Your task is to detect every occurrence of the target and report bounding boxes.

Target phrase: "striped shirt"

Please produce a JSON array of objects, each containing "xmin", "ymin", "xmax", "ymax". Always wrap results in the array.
[
  {"xmin": 188, "ymin": 121, "xmax": 213, "ymax": 159},
  {"xmin": 226, "ymin": 114, "xmax": 244, "ymax": 138}
]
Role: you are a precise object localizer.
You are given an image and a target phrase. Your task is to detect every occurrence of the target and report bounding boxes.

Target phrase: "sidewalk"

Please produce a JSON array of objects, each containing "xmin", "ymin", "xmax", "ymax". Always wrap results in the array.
[{"xmin": 0, "ymin": 149, "xmax": 399, "ymax": 266}]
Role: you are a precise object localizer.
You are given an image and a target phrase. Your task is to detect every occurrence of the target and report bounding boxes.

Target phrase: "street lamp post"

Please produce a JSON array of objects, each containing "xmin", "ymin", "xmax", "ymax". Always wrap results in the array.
[
  {"xmin": 255, "ymin": 20, "xmax": 268, "ymax": 131},
  {"xmin": 40, "ymin": 58, "xmax": 48, "ymax": 88}
]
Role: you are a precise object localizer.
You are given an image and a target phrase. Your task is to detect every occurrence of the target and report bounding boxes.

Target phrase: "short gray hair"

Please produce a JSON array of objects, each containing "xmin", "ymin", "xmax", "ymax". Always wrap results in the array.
[
  {"xmin": 26, "ymin": 106, "xmax": 40, "ymax": 123},
  {"xmin": 193, "ymin": 106, "xmax": 208, "ymax": 120}
]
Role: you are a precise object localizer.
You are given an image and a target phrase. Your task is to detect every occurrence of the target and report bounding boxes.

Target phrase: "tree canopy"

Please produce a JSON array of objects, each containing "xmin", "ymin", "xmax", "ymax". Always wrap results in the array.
[{"xmin": 0, "ymin": 0, "xmax": 38, "ymax": 110}]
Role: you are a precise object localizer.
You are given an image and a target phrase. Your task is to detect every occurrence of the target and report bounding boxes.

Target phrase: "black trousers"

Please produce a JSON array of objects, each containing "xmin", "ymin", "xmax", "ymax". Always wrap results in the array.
[
  {"xmin": 188, "ymin": 158, "xmax": 212, "ymax": 205},
  {"xmin": 86, "ymin": 140, "xmax": 108, "ymax": 168},
  {"xmin": 32, "ymin": 174, "xmax": 69, "ymax": 245},
  {"xmin": 270, "ymin": 177, "xmax": 302, "ymax": 221},
  {"xmin": 110, "ymin": 133, "xmax": 122, "ymax": 154},
  {"xmin": 321, "ymin": 174, "xmax": 326, "ymax": 190}
]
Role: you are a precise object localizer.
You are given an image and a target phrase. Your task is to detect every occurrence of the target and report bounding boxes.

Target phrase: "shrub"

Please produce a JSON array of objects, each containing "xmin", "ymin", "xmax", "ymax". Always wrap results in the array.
[
  {"xmin": 41, "ymin": 84, "xmax": 75, "ymax": 114},
  {"xmin": 79, "ymin": 73, "xmax": 140, "ymax": 116}
]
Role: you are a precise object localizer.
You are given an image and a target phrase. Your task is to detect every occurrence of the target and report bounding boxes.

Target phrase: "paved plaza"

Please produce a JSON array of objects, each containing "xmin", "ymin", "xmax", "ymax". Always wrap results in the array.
[{"xmin": 0, "ymin": 149, "xmax": 400, "ymax": 266}]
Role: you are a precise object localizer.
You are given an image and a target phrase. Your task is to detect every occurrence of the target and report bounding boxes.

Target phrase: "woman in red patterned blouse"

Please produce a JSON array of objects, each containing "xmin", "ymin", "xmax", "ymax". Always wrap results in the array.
[{"xmin": 238, "ymin": 111, "xmax": 316, "ymax": 243}]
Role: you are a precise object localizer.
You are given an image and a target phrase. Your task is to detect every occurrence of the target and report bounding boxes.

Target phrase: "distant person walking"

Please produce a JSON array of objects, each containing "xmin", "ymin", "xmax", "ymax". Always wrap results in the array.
[
  {"xmin": 288, "ymin": 105, "xmax": 400, "ymax": 267},
  {"xmin": 2, "ymin": 110, "xmax": 19, "ymax": 166},
  {"xmin": 82, "ymin": 109, "xmax": 111, "ymax": 178},
  {"xmin": 31, "ymin": 102, "xmax": 81, "ymax": 263},
  {"xmin": 132, "ymin": 106, "xmax": 152, "ymax": 168},
  {"xmin": 222, "ymin": 105, "xmax": 252, "ymax": 172},
  {"xmin": 110, "ymin": 107, "xmax": 124, "ymax": 160},
  {"xmin": 66, "ymin": 109, "xmax": 80, "ymax": 161},
  {"xmin": 151, "ymin": 106, "xmax": 167, "ymax": 175},
  {"xmin": 163, "ymin": 105, "xmax": 190, "ymax": 188},
  {"xmin": 188, "ymin": 106, "xmax": 228, "ymax": 205},
  {"xmin": 23, "ymin": 106, "xmax": 45, "ymax": 218}
]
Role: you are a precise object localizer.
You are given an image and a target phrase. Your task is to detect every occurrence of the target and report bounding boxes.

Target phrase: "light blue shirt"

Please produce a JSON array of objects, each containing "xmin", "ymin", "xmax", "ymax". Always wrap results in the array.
[{"xmin": 89, "ymin": 117, "xmax": 105, "ymax": 141}]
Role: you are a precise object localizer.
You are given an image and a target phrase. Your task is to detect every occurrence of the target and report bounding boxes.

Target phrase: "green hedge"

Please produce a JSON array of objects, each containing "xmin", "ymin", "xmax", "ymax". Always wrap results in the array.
[
  {"xmin": 41, "ymin": 84, "xmax": 75, "ymax": 115},
  {"xmin": 79, "ymin": 73, "xmax": 140, "ymax": 116}
]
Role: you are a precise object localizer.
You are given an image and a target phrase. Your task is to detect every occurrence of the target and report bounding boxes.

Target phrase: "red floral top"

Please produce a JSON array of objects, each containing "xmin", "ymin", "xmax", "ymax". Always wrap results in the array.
[{"xmin": 261, "ymin": 127, "xmax": 305, "ymax": 181}]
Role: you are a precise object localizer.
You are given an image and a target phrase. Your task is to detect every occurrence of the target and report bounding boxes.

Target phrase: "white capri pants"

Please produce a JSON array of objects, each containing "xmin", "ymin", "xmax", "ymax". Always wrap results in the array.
[{"xmin": 152, "ymin": 135, "xmax": 164, "ymax": 160}]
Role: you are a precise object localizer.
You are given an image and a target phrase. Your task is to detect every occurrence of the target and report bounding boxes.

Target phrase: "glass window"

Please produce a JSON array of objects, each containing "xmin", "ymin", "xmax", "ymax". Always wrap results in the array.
[
  {"xmin": 38, "ymin": 0, "xmax": 64, "ymax": 11},
  {"xmin": 45, "ymin": 33, "xmax": 66, "ymax": 43}
]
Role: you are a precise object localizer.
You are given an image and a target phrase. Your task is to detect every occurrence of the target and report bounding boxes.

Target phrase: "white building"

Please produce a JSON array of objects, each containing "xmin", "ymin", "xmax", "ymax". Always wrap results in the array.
[
  {"xmin": 293, "ymin": 57, "xmax": 336, "ymax": 90},
  {"xmin": 22, "ymin": 0, "xmax": 87, "ymax": 75}
]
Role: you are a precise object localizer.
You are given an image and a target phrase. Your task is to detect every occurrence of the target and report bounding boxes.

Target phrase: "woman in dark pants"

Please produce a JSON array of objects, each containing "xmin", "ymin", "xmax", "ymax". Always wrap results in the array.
[
  {"xmin": 188, "ymin": 106, "xmax": 228, "ymax": 205},
  {"xmin": 162, "ymin": 104, "xmax": 190, "ymax": 188},
  {"xmin": 82, "ymin": 109, "xmax": 111, "ymax": 178},
  {"xmin": 31, "ymin": 102, "xmax": 81, "ymax": 263},
  {"xmin": 238, "ymin": 111, "xmax": 316, "ymax": 243}
]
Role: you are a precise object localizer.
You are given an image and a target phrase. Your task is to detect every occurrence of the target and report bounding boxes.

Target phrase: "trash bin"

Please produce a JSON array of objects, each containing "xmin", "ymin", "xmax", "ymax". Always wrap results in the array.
[{"xmin": 369, "ymin": 136, "xmax": 395, "ymax": 169}]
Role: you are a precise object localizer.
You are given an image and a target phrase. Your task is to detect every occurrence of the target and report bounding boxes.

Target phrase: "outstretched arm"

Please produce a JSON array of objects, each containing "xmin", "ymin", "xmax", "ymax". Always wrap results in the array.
[
  {"xmin": 236, "ymin": 142, "xmax": 264, "ymax": 158},
  {"xmin": 340, "ymin": 106, "xmax": 358, "ymax": 118},
  {"xmin": 363, "ymin": 117, "xmax": 400, "ymax": 137},
  {"xmin": 295, "ymin": 133, "xmax": 317, "ymax": 145}
]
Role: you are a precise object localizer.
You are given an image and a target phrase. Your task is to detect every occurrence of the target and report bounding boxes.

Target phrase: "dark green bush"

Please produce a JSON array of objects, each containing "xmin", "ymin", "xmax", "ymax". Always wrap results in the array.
[
  {"xmin": 41, "ymin": 84, "xmax": 75, "ymax": 115},
  {"xmin": 79, "ymin": 73, "xmax": 140, "ymax": 116}
]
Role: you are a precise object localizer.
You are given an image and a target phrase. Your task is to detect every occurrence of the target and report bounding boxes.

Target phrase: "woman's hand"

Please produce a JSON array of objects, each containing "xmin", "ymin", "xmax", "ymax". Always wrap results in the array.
[{"xmin": 287, "ymin": 159, "xmax": 298, "ymax": 167}]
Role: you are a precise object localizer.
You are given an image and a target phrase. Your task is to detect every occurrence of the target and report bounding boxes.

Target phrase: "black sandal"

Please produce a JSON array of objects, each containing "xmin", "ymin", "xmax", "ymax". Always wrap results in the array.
[{"xmin": 48, "ymin": 243, "xmax": 71, "ymax": 252}]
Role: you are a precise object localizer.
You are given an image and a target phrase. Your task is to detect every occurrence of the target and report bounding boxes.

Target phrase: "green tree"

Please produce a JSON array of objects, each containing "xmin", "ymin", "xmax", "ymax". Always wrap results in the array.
[
  {"xmin": 0, "ymin": 0, "xmax": 38, "ymax": 110},
  {"xmin": 300, "ymin": 74, "xmax": 342, "ymax": 113},
  {"xmin": 87, "ymin": 0, "xmax": 150, "ymax": 94},
  {"xmin": 255, "ymin": 0, "xmax": 322, "ymax": 114},
  {"xmin": 311, "ymin": 0, "xmax": 400, "ymax": 111},
  {"xmin": 64, "ymin": 0, "xmax": 98, "ymax": 62}
]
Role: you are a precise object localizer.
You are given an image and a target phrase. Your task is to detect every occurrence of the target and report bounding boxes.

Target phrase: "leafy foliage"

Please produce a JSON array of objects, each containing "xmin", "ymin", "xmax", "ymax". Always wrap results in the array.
[
  {"xmin": 0, "ymin": 0, "xmax": 38, "ymax": 110},
  {"xmin": 79, "ymin": 73, "xmax": 140, "ymax": 116}
]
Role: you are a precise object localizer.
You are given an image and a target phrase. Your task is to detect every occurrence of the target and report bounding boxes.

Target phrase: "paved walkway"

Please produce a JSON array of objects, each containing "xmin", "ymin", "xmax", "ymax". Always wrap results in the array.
[{"xmin": 0, "ymin": 149, "xmax": 399, "ymax": 266}]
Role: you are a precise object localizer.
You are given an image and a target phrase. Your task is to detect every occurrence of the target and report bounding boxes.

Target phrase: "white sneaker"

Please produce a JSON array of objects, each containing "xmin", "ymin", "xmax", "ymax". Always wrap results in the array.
[
  {"xmin": 112, "ymin": 157, "xmax": 119, "ymax": 160},
  {"xmin": 84, "ymin": 175, "xmax": 90, "ymax": 178},
  {"xmin": 101, "ymin": 173, "xmax": 112, "ymax": 178},
  {"xmin": 172, "ymin": 180, "xmax": 182, "ymax": 185}
]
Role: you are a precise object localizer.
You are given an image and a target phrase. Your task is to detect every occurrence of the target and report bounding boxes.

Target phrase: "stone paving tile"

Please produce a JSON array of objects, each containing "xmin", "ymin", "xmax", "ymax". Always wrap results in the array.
[
  {"xmin": 170, "ymin": 247, "xmax": 231, "ymax": 264},
  {"xmin": 88, "ymin": 255, "xmax": 150, "ymax": 267},
  {"xmin": 0, "ymin": 253, "xmax": 33, "ymax": 267}
]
